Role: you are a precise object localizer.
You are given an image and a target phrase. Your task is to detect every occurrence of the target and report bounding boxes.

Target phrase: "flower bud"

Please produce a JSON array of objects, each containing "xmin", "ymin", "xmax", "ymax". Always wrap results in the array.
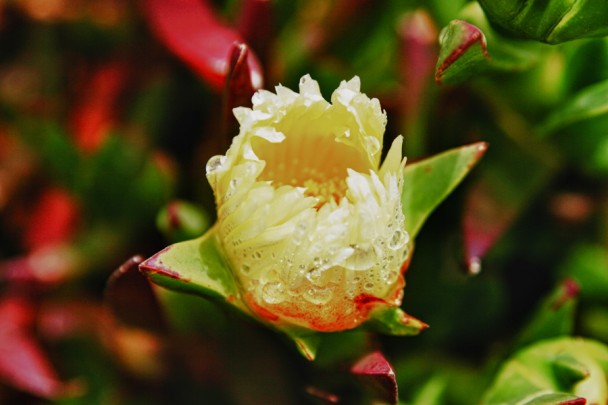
[{"xmin": 206, "ymin": 75, "xmax": 409, "ymax": 331}]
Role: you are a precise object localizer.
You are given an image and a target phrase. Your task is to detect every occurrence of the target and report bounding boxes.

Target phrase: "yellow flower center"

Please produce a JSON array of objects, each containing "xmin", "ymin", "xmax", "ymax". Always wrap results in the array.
[{"xmin": 252, "ymin": 133, "xmax": 369, "ymax": 208}]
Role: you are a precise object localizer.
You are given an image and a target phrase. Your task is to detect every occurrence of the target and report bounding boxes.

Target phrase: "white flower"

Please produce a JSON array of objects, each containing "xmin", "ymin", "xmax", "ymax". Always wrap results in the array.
[{"xmin": 206, "ymin": 75, "xmax": 409, "ymax": 331}]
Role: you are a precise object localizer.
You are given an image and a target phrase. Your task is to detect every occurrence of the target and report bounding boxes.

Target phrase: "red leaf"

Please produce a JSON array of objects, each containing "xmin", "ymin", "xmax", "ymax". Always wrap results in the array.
[
  {"xmin": 235, "ymin": 0, "xmax": 273, "ymax": 64},
  {"xmin": 69, "ymin": 61, "xmax": 128, "ymax": 153},
  {"xmin": 141, "ymin": 0, "xmax": 263, "ymax": 92},
  {"xmin": 0, "ymin": 295, "xmax": 66, "ymax": 398},
  {"xmin": 222, "ymin": 43, "xmax": 258, "ymax": 137},
  {"xmin": 462, "ymin": 180, "xmax": 517, "ymax": 275},
  {"xmin": 398, "ymin": 10, "xmax": 438, "ymax": 121},
  {"xmin": 351, "ymin": 351, "xmax": 398, "ymax": 405},
  {"xmin": 38, "ymin": 299, "xmax": 106, "ymax": 340},
  {"xmin": 1, "ymin": 245, "xmax": 81, "ymax": 286},
  {"xmin": 23, "ymin": 187, "xmax": 79, "ymax": 251}
]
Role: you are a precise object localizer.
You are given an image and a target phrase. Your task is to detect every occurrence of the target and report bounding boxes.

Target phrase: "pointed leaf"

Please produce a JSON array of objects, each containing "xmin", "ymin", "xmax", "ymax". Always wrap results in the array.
[
  {"xmin": 462, "ymin": 117, "xmax": 555, "ymax": 272},
  {"xmin": 292, "ymin": 333, "xmax": 322, "ymax": 361},
  {"xmin": 351, "ymin": 351, "xmax": 399, "ymax": 405},
  {"xmin": 141, "ymin": 228, "xmax": 326, "ymax": 360},
  {"xmin": 222, "ymin": 43, "xmax": 259, "ymax": 142},
  {"xmin": 553, "ymin": 353, "xmax": 590, "ymax": 387},
  {"xmin": 436, "ymin": 4, "xmax": 544, "ymax": 85},
  {"xmin": 435, "ymin": 20, "xmax": 489, "ymax": 85},
  {"xmin": 235, "ymin": 0, "xmax": 273, "ymax": 64},
  {"xmin": 402, "ymin": 142, "xmax": 487, "ymax": 238},
  {"xmin": 140, "ymin": 0, "xmax": 263, "ymax": 93},
  {"xmin": 364, "ymin": 306, "xmax": 428, "ymax": 336},
  {"xmin": 139, "ymin": 226, "xmax": 242, "ymax": 307}
]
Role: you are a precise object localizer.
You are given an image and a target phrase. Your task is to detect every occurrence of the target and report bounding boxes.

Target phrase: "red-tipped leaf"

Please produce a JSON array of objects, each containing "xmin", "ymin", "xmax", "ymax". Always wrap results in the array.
[
  {"xmin": 351, "ymin": 351, "xmax": 399, "ymax": 404},
  {"xmin": 141, "ymin": 0, "xmax": 263, "ymax": 92}
]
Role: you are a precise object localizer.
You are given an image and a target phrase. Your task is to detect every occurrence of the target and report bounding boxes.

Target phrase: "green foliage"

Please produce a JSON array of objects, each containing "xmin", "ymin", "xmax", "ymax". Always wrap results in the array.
[
  {"xmin": 482, "ymin": 338, "xmax": 608, "ymax": 404},
  {"xmin": 436, "ymin": 4, "xmax": 545, "ymax": 85},
  {"xmin": 3, "ymin": 0, "xmax": 608, "ymax": 403},
  {"xmin": 402, "ymin": 142, "xmax": 487, "ymax": 238},
  {"xmin": 478, "ymin": 0, "xmax": 608, "ymax": 44}
]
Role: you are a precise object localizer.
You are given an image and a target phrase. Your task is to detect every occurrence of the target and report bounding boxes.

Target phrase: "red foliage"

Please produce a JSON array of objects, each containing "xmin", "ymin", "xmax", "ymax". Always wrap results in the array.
[
  {"xmin": 0, "ymin": 295, "xmax": 67, "ymax": 398},
  {"xmin": 140, "ymin": 0, "xmax": 263, "ymax": 92},
  {"xmin": 69, "ymin": 61, "xmax": 128, "ymax": 153},
  {"xmin": 23, "ymin": 187, "xmax": 79, "ymax": 251}
]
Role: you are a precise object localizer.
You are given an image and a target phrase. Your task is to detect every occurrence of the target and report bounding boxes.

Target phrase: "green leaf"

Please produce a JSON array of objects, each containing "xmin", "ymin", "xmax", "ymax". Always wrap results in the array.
[
  {"xmin": 156, "ymin": 200, "xmax": 212, "ymax": 243},
  {"xmin": 435, "ymin": 19, "xmax": 490, "ymax": 85},
  {"xmin": 292, "ymin": 333, "xmax": 322, "ymax": 361},
  {"xmin": 539, "ymin": 79, "xmax": 608, "ymax": 174},
  {"xmin": 140, "ymin": 227, "xmax": 328, "ymax": 359},
  {"xmin": 539, "ymin": 80, "xmax": 608, "ymax": 137},
  {"xmin": 139, "ymin": 225, "xmax": 242, "ymax": 306},
  {"xmin": 402, "ymin": 142, "xmax": 487, "ymax": 238},
  {"xmin": 539, "ymin": 80, "xmax": 608, "ymax": 175},
  {"xmin": 19, "ymin": 121, "xmax": 82, "ymax": 191},
  {"xmin": 363, "ymin": 306, "xmax": 428, "ymax": 336},
  {"xmin": 513, "ymin": 279, "xmax": 579, "ymax": 351},
  {"xmin": 435, "ymin": 4, "xmax": 544, "ymax": 85},
  {"xmin": 479, "ymin": 0, "xmax": 608, "ymax": 44},
  {"xmin": 410, "ymin": 376, "xmax": 448, "ymax": 405},
  {"xmin": 559, "ymin": 244, "xmax": 608, "ymax": 302},
  {"xmin": 482, "ymin": 337, "xmax": 608, "ymax": 405}
]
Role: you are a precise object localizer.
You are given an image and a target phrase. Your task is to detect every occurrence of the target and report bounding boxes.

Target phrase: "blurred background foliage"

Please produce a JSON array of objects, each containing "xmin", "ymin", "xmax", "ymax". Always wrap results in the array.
[{"xmin": 1, "ymin": 0, "xmax": 608, "ymax": 404}]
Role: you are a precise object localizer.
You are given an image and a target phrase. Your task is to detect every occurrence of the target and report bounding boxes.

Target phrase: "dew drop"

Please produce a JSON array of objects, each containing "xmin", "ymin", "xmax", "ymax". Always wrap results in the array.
[
  {"xmin": 241, "ymin": 264, "xmax": 251, "ymax": 274},
  {"xmin": 382, "ymin": 270, "xmax": 398, "ymax": 285},
  {"xmin": 206, "ymin": 155, "xmax": 225, "ymax": 174},
  {"xmin": 304, "ymin": 286, "xmax": 333, "ymax": 305},
  {"xmin": 306, "ymin": 268, "xmax": 324, "ymax": 284},
  {"xmin": 344, "ymin": 245, "xmax": 376, "ymax": 270},
  {"xmin": 388, "ymin": 229, "xmax": 408, "ymax": 250},
  {"xmin": 253, "ymin": 251, "xmax": 262, "ymax": 260},
  {"xmin": 364, "ymin": 282, "xmax": 375, "ymax": 291},
  {"xmin": 262, "ymin": 282, "xmax": 285, "ymax": 304}
]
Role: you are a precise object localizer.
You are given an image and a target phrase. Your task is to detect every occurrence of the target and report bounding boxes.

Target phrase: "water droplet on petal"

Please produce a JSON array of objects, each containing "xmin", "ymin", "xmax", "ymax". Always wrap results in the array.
[
  {"xmin": 304, "ymin": 286, "xmax": 333, "ymax": 305},
  {"xmin": 388, "ymin": 229, "xmax": 408, "ymax": 250},
  {"xmin": 306, "ymin": 268, "xmax": 325, "ymax": 285},
  {"xmin": 206, "ymin": 155, "xmax": 226, "ymax": 174},
  {"xmin": 382, "ymin": 270, "xmax": 398, "ymax": 285},
  {"xmin": 262, "ymin": 282, "xmax": 285, "ymax": 304}
]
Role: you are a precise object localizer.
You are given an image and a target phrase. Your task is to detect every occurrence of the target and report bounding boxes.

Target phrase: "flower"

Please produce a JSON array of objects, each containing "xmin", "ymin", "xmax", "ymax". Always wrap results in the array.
[{"xmin": 206, "ymin": 75, "xmax": 409, "ymax": 332}]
